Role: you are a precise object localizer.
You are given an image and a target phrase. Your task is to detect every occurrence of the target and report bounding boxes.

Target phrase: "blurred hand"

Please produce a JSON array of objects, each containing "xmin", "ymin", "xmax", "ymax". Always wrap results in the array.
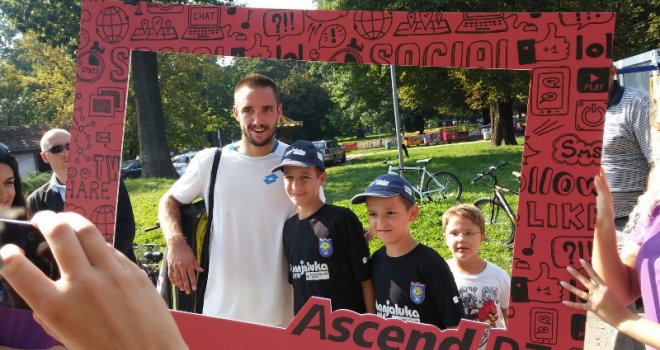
[
  {"xmin": 560, "ymin": 258, "xmax": 630, "ymax": 327},
  {"xmin": 594, "ymin": 170, "xmax": 616, "ymax": 234},
  {"xmin": 0, "ymin": 211, "xmax": 188, "ymax": 350}
]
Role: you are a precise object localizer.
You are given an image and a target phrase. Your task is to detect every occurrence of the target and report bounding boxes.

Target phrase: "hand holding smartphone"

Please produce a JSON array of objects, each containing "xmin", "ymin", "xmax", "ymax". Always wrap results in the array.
[{"xmin": 0, "ymin": 218, "xmax": 59, "ymax": 309}]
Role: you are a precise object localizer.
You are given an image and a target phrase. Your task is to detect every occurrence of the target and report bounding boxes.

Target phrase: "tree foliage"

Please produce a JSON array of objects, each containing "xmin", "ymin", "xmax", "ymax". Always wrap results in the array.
[
  {"xmin": 278, "ymin": 66, "xmax": 333, "ymax": 142},
  {"xmin": 0, "ymin": 32, "xmax": 75, "ymax": 126},
  {"xmin": 1, "ymin": 0, "xmax": 657, "ymax": 154}
]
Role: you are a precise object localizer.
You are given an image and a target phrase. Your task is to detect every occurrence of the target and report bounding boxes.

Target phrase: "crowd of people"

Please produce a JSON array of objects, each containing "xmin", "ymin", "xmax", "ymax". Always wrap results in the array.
[{"xmin": 0, "ymin": 71, "xmax": 658, "ymax": 350}]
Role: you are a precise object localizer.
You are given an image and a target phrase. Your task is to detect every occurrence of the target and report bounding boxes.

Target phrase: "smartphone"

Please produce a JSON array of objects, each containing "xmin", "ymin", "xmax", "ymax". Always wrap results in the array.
[{"xmin": 0, "ymin": 219, "xmax": 59, "ymax": 280}]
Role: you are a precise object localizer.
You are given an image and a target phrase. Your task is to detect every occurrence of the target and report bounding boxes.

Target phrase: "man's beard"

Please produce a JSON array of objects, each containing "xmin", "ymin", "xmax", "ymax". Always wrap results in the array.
[{"xmin": 242, "ymin": 125, "xmax": 276, "ymax": 147}]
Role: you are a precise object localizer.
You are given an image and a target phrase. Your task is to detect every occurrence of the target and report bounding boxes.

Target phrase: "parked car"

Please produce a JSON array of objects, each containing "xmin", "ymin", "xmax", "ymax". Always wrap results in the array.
[
  {"xmin": 172, "ymin": 151, "xmax": 198, "ymax": 176},
  {"xmin": 121, "ymin": 160, "xmax": 142, "ymax": 179},
  {"xmin": 312, "ymin": 140, "xmax": 346, "ymax": 165}
]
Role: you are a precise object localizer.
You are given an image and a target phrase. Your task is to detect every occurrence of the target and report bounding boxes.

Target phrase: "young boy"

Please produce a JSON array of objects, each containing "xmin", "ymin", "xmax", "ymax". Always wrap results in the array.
[
  {"xmin": 351, "ymin": 173, "xmax": 463, "ymax": 329},
  {"xmin": 271, "ymin": 140, "xmax": 374, "ymax": 315},
  {"xmin": 443, "ymin": 204, "xmax": 510, "ymax": 348}
]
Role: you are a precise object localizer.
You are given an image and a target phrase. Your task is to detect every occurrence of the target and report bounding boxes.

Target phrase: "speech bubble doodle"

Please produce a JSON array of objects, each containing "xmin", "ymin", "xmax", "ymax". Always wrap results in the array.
[
  {"xmin": 559, "ymin": 12, "xmax": 614, "ymax": 30},
  {"xmin": 540, "ymin": 91, "xmax": 558, "ymax": 105},
  {"xmin": 264, "ymin": 10, "xmax": 305, "ymax": 40},
  {"xmin": 319, "ymin": 24, "xmax": 346, "ymax": 49},
  {"xmin": 550, "ymin": 236, "xmax": 593, "ymax": 268}
]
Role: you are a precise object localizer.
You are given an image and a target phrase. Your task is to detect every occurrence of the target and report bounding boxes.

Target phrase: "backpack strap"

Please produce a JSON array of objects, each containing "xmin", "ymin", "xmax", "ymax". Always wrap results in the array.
[{"xmin": 195, "ymin": 147, "xmax": 221, "ymax": 313}]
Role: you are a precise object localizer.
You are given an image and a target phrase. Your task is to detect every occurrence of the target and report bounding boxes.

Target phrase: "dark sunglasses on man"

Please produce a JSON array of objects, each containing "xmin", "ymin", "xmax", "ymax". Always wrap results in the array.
[{"xmin": 46, "ymin": 143, "xmax": 70, "ymax": 154}]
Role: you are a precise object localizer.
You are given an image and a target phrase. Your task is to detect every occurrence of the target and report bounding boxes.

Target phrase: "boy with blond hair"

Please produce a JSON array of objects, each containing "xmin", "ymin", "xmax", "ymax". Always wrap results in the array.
[
  {"xmin": 443, "ymin": 204, "xmax": 510, "ymax": 348},
  {"xmin": 351, "ymin": 173, "xmax": 463, "ymax": 329},
  {"xmin": 272, "ymin": 140, "xmax": 374, "ymax": 315}
]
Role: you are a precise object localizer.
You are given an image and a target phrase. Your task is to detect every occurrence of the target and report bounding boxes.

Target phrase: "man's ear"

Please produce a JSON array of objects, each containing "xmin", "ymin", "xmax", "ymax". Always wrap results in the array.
[
  {"xmin": 233, "ymin": 105, "xmax": 239, "ymax": 121},
  {"xmin": 40, "ymin": 152, "xmax": 49, "ymax": 164}
]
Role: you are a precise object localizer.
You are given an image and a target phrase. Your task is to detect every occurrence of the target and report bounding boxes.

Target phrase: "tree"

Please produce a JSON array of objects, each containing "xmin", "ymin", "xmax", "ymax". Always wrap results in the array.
[
  {"xmin": 316, "ymin": 0, "xmax": 528, "ymax": 144},
  {"xmin": 0, "ymin": 0, "xmax": 234, "ymax": 178},
  {"xmin": 450, "ymin": 69, "xmax": 530, "ymax": 146},
  {"xmin": 0, "ymin": 32, "xmax": 75, "ymax": 126},
  {"xmin": 0, "ymin": 62, "xmax": 30, "ymax": 126},
  {"xmin": 315, "ymin": 62, "xmax": 394, "ymax": 137},
  {"xmin": 278, "ymin": 67, "xmax": 333, "ymax": 141}
]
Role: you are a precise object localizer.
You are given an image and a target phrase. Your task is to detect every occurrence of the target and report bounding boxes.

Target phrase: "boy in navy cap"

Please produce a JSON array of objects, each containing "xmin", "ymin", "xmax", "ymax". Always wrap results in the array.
[
  {"xmin": 272, "ymin": 140, "xmax": 374, "ymax": 315},
  {"xmin": 351, "ymin": 174, "xmax": 464, "ymax": 329}
]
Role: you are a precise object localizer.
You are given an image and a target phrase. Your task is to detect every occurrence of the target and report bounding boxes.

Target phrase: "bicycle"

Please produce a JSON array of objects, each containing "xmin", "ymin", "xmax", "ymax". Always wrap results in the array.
[
  {"xmin": 471, "ymin": 161, "xmax": 520, "ymax": 245},
  {"xmin": 383, "ymin": 157, "xmax": 462, "ymax": 202},
  {"xmin": 132, "ymin": 243, "xmax": 164, "ymax": 286}
]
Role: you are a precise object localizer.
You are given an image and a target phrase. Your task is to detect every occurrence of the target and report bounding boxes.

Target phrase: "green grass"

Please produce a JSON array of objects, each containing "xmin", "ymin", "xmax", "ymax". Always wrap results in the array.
[
  {"xmin": 126, "ymin": 139, "xmax": 524, "ymax": 272},
  {"xmin": 337, "ymin": 133, "xmax": 394, "ymax": 144},
  {"xmin": 124, "ymin": 177, "xmax": 175, "ymax": 244}
]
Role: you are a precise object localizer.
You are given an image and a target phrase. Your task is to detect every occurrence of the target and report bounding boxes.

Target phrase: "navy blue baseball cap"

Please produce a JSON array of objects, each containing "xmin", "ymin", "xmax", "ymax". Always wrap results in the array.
[
  {"xmin": 350, "ymin": 173, "xmax": 415, "ymax": 205},
  {"xmin": 271, "ymin": 140, "xmax": 326, "ymax": 173}
]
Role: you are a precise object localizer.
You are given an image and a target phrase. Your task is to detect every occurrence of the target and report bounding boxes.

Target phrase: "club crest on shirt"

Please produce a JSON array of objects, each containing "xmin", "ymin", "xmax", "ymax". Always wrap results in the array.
[
  {"xmin": 410, "ymin": 282, "xmax": 426, "ymax": 304},
  {"xmin": 319, "ymin": 238, "xmax": 333, "ymax": 257}
]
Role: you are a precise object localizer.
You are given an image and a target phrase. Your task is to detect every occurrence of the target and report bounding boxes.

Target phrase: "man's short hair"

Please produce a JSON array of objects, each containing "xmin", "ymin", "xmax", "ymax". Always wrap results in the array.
[
  {"xmin": 40, "ymin": 129, "xmax": 71, "ymax": 152},
  {"xmin": 442, "ymin": 204, "xmax": 486, "ymax": 235},
  {"xmin": 234, "ymin": 73, "xmax": 280, "ymax": 104}
]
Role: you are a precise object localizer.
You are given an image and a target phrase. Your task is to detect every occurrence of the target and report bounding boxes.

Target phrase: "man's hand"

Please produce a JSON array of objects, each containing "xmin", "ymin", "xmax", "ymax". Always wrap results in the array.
[{"xmin": 167, "ymin": 237, "xmax": 203, "ymax": 295}]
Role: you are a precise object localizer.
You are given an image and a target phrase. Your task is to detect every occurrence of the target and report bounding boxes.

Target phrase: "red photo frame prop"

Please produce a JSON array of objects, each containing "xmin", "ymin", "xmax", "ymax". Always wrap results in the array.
[{"xmin": 71, "ymin": 1, "xmax": 614, "ymax": 348}]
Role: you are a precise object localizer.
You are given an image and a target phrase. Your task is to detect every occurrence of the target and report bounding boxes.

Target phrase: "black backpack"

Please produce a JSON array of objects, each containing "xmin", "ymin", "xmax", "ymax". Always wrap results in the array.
[{"xmin": 158, "ymin": 148, "xmax": 220, "ymax": 313}]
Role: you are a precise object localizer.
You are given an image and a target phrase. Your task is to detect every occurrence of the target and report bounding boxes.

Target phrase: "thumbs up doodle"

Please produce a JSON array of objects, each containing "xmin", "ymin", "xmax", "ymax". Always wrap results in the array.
[
  {"xmin": 517, "ymin": 23, "xmax": 570, "ymax": 65},
  {"xmin": 511, "ymin": 263, "xmax": 563, "ymax": 303}
]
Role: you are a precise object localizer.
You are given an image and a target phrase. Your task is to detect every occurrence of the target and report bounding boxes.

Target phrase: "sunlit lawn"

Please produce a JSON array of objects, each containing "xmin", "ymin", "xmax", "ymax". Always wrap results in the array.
[{"xmin": 127, "ymin": 138, "xmax": 524, "ymax": 272}]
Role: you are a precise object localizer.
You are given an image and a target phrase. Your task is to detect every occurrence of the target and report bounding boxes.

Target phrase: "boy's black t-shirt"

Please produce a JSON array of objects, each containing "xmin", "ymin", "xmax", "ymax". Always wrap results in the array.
[
  {"xmin": 283, "ymin": 204, "xmax": 372, "ymax": 315},
  {"xmin": 372, "ymin": 244, "xmax": 464, "ymax": 329}
]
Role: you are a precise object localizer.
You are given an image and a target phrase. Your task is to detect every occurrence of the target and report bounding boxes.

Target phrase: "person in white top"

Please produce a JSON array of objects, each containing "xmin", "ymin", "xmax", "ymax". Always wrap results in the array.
[
  {"xmin": 443, "ymin": 204, "xmax": 510, "ymax": 350},
  {"xmin": 158, "ymin": 74, "xmax": 297, "ymax": 327}
]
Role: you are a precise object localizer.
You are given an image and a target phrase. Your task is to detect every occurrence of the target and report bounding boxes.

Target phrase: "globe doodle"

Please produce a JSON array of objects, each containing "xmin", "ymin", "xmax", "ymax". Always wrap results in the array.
[
  {"xmin": 96, "ymin": 6, "xmax": 129, "ymax": 44},
  {"xmin": 353, "ymin": 11, "xmax": 393, "ymax": 40},
  {"xmin": 91, "ymin": 204, "xmax": 116, "ymax": 238}
]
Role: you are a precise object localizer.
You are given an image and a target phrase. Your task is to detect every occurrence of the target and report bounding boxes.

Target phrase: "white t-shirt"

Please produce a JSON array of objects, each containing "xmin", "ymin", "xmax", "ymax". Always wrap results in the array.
[
  {"xmin": 169, "ymin": 141, "xmax": 296, "ymax": 327},
  {"xmin": 448, "ymin": 260, "xmax": 510, "ymax": 349}
]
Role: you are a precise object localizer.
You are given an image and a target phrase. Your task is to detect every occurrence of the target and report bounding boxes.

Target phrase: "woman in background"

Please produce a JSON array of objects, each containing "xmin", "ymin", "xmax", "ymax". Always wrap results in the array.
[
  {"xmin": 562, "ymin": 88, "xmax": 660, "ymax": 349},
  {"xmin": 0, "ymin": 143, "xmax": 60, "ymax": 350},
  {"xmin": 0, "ymin": 145, "xmax": 26, "ymax": 216}
]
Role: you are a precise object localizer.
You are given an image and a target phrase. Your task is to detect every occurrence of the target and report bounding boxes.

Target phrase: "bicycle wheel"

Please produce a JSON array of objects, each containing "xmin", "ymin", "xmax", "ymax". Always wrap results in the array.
[
  {"xmin": 474, "ymin": 197, "xmax": 515, "ymax": 244},
  {"xmin": 424, "ymin": 171, "xmax": 462, "ymax": 201}
]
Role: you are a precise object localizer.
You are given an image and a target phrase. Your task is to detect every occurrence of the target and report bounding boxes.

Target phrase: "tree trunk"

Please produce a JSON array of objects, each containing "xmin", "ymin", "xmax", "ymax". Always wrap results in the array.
[
  {"xmin": 499, "ymin": 99, "xmax": 517, "ymax": 145},
  {"xmin": 132, "ymin": 51, "xmax": 178, "ymax": 178},
  {"xmin": 490, "ymin": 100, "xmax": 518, "ymax": 146},
  {"xmin": 355, "ymin": 122, "xmax": 365, "ymax": 138},
  {"xmin": 412, "ymin": 113, "xmax": 425, "ymax": 133},
  {"xmin": 481, "ymin": 108, "xmax": 490, "ymax": 125}
]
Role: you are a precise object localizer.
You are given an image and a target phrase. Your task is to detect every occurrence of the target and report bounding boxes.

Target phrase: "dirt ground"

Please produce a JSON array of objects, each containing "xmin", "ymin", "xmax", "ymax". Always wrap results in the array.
[{"xmin": 585, "ymin": 312, "xmax": 612, "ymax": 349}]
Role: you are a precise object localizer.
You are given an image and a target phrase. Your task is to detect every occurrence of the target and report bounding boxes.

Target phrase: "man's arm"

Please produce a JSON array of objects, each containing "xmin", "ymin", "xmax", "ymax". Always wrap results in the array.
[
  {"xmin": 114, "ymin": 179, "xmax": 136, "ymax": 262},
  {"xmin": 25, "ymin": 190, "xmax": 40, "ymax": 219},
  {"xmin": 158, "ymin": 193, "xmax": 202, "ymax": 295},
  {"xmin": 360, "ymin": 279, "xmax": 375, "ymax": 313}
]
